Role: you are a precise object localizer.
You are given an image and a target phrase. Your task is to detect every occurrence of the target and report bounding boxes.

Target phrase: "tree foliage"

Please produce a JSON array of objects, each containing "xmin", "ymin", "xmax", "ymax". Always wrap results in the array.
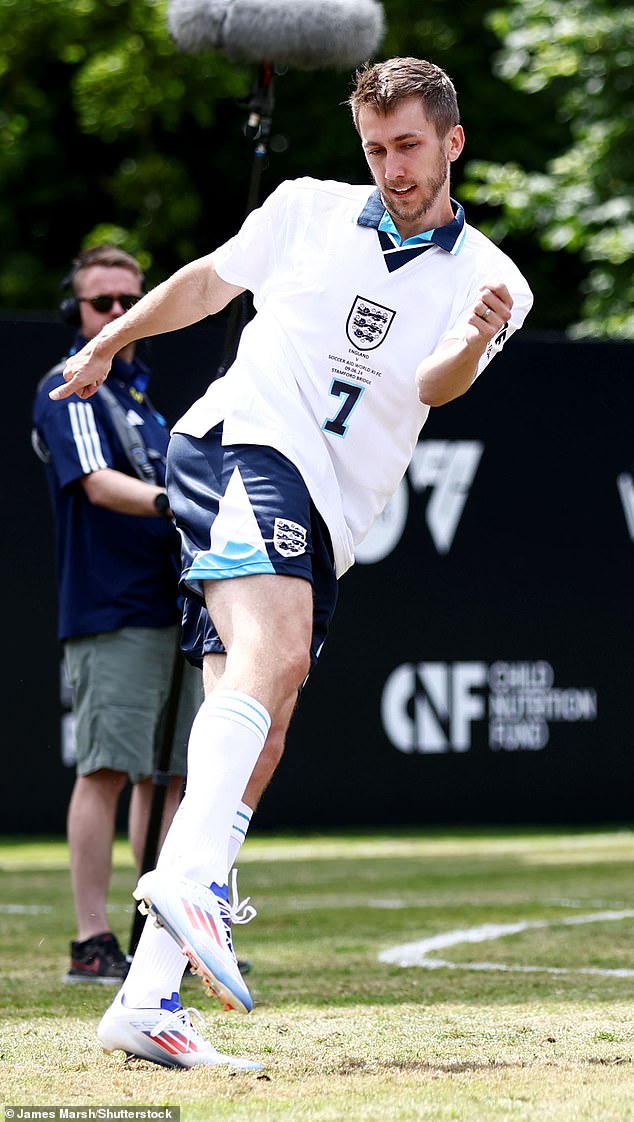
[
  {"xmin": 461, "ymin": 0, "xmax": 634, "ymax": 338},
  {"xmin": 0, "ymin": 0, "xmax": 608, "ymax": 335},
  {"xmin": 0, "ymin": 0, "xmax": 253, "ymax": 304}
]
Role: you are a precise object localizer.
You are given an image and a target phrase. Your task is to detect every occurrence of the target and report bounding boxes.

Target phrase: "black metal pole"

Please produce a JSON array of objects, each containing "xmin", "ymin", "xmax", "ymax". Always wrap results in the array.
[{"xmin": 216, "ymin": 63, "xmax": 276, "ymax": 378}]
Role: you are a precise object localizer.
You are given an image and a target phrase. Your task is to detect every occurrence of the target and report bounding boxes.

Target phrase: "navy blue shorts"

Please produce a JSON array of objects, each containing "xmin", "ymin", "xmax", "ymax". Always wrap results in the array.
[{"xmin": 166, "ymin": 426, "xmax": 338, "ymax": 669}]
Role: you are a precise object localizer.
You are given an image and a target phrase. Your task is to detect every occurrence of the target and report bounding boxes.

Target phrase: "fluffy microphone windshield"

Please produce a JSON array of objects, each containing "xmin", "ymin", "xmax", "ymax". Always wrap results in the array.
[{"xmin": 167, "ymin": 0, "xmax": 386, "ymax": 69}]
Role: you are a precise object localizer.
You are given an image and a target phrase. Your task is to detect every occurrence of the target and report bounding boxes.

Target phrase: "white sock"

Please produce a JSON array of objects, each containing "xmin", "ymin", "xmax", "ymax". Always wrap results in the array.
[
  {"xmin": 122, "ymin": 919, "xmax": 187, "ymax": 1010},
  {"xmin": 227, "ymin": 800, "xmax": 253, "ymax": 871},
  {"xmin": 120, "ymin": 692, "xmax": 269, "ymax": 1010},
  {"xmin": 170, "ymin": 690, "xmax": 268, "ymax": 884}
]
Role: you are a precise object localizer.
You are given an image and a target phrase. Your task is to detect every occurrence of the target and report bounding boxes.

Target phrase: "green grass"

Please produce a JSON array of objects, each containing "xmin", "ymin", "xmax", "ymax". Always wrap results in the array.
[{"xmin": 1, "ymin": 827, "xmax": 634, "ymax": 1121}]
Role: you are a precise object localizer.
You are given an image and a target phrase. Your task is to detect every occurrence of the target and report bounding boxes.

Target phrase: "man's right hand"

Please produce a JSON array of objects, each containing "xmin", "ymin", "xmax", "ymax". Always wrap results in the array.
[{"xmin": 49, "ymin": 340, "xmax": 113, "ymax": 401}]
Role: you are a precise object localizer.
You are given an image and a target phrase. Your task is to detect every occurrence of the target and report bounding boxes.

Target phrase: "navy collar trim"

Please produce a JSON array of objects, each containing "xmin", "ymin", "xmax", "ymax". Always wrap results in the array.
[{"xmin": 357, "ymin": 189, "xmax": 466, "ymax": 255}]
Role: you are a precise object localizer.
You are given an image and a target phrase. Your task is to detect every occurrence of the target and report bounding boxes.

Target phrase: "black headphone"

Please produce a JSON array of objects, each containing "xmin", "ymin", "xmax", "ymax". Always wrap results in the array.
[
  {"xmin": 58, "ymin": 252, "xmax": 145, "ymax": 327},
  {"xmin": 58, "ymin": 266, "xmax": 82, "ymax": 327}
]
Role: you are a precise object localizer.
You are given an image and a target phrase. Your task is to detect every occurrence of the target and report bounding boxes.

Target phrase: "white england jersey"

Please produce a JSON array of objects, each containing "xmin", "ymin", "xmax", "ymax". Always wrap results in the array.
[{"xmin": 173, "ymin": 177, "xmax": 533, "ymax": 577}]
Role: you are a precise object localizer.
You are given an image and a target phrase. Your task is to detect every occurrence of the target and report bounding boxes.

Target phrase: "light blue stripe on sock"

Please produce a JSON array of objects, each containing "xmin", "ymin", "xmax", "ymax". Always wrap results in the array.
[{"xmin": 215, "ymin": 691, "xmax": 271, "ymax": 741}]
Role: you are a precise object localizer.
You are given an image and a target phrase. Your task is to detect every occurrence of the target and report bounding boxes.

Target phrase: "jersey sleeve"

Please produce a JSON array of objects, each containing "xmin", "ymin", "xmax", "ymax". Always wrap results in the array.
[
  {"xmin": 212, "ymin": 180, "xmax": 294, "ymax": 300},
  {"xmin": 33, "ymin": 380, "xmax": 115, "ymax": 489},
  {"xmin": 437, "ymin": 258, "xmax": 534, "ymax": 377}
]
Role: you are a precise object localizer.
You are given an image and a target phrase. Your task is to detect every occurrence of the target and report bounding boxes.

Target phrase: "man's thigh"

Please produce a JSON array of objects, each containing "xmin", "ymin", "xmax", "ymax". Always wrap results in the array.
[
  {"xmin": 203, "ymin": 571, "xmax": 314, "ymax": 713},
  {"xmin": 169, "ymin": 429, "xmax": 338, "ymax": 668}
]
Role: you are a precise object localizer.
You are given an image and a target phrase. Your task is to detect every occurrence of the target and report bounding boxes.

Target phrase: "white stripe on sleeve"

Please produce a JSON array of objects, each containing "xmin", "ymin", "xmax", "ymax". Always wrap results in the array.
[{"xmin": 68, "ymin": 402, "xmax": 108, "ymax": 474}]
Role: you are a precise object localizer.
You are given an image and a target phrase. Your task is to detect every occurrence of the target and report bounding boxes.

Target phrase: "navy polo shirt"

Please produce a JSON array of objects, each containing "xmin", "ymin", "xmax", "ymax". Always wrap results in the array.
[{"xmin": 33, "ymin": 340, "xmax": 183, "ymax": 641}]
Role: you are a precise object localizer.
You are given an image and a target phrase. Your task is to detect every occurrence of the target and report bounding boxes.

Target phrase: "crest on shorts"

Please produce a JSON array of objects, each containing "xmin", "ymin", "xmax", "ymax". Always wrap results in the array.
[
  {"xmin": 346, "ymin": 296, "xmax": 395, "ymax": 350},
  {"xmin": 273, "ymin": 518, "xmax": 308, "ymax": 558}
]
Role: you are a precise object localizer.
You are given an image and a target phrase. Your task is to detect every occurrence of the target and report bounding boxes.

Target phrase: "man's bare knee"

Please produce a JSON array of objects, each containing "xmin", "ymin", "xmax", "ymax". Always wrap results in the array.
[{"xmin": 275, "ymin": 642, "xmax": 311, "ymax": 696}]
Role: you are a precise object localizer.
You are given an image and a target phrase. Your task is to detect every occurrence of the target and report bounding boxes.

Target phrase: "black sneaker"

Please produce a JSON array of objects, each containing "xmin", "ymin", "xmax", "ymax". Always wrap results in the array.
[{"xmin": 63, "ymin": 931, "xmax": 130, "ymax": 985}]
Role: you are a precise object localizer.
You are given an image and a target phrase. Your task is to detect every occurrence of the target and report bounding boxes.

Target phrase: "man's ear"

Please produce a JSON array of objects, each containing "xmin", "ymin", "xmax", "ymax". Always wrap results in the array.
[{"xmin": 447, "ymin": 125, "xmax": 465, "ymax": 163}]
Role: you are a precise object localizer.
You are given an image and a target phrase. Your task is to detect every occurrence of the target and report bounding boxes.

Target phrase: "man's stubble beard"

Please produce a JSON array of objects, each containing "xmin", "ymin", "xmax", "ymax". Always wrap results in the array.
[{"xmin": 379, "ymin": 150, "xmax": 450, "ymax": 230}]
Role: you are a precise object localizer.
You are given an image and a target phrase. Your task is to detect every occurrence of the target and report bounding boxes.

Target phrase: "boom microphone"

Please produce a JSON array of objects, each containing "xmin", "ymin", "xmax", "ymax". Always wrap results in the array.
[{"xmin": 166, "ymin": 0, "xmax": 386, "ymax": 70}]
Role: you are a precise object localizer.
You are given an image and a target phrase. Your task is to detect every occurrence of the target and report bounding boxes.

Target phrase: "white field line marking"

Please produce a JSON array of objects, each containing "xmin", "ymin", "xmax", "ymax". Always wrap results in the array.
[
  {"xmin": 0, "ymin": 902, "xmax": 138, "ymax": 916},
  {"xmin": 378, "ymin": 910, "xmax": 634, "ymax": 977},
  {"xmin": 0, "ymin": 904, "xmax": 52, "ymax": 914}
]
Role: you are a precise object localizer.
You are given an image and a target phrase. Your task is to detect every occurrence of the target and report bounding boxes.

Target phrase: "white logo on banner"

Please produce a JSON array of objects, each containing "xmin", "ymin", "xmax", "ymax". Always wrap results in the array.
[
  {"xmin": 408, "ymin": 440, "xmax": 483, "ymax": 554},
  {"xmin": 616, "ymin": 471, "xmax": 634, "ymax": 540},
  {"xmin": 356, "ymin": 440, "xmax": 483, "ymax": 564},
  {"xmin": 381, "ymin": 660, "xmax": 598, "ymax": 753}
]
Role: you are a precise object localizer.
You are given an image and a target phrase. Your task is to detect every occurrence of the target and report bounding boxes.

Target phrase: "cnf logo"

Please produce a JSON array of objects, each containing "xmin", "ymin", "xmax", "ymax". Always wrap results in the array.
[
  {"xmin": 346, "ymin": 296, "xmax": 395, "ymax": 350},
  {"xmin": 381, "ymin": 661, "xmax": 487, "ymax": 752}
]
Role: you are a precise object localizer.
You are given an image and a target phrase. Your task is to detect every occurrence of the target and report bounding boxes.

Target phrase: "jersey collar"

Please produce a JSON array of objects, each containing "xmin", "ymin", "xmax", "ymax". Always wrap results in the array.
[{"xmin": 357, "ymin": 189, "xmax": 467, "ymax": 256}]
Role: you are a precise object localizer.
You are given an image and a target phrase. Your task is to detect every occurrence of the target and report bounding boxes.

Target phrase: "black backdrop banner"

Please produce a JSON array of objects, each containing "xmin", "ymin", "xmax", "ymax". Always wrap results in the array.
[{"xmin": 4, "ymin": 316, "xmax": 633, "ymax": 832}]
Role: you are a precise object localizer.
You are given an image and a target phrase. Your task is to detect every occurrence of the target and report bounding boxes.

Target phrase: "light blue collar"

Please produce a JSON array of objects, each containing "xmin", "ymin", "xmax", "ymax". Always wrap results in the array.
[{"xmin": 358, "ymin": 189, "xmax": 467, "ymax": 255}]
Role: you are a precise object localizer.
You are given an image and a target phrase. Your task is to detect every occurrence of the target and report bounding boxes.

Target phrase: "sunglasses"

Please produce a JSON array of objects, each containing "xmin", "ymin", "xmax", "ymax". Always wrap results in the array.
[{"xmin": 79, "ymin": 293, "xmax": 142, "ymax": 313}]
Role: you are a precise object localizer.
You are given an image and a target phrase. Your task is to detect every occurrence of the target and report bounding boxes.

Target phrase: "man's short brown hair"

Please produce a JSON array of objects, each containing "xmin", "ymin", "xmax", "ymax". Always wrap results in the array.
[
  {"xmin": 348, "ymin": 57, "xmax": 460, "ymax": 138},
  {"xmin": 69, "ymin": 245, "xmax": 143, "ymax": 294}
]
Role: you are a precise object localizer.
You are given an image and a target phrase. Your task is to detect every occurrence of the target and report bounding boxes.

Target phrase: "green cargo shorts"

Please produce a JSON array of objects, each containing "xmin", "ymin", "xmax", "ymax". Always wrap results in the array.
[{"xmin": 64, "ymin": 626, "xmax": 202, "ymax": 782}]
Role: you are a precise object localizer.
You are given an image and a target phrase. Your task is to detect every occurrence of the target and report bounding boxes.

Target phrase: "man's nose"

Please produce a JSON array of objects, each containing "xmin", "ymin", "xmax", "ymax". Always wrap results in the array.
[{"xmin": 384, "ymin": 150, "xmax": 406, "ymax": 180}]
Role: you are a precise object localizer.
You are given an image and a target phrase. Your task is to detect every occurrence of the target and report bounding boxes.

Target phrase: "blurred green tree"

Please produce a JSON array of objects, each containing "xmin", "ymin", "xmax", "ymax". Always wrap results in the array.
[
  {"xmin": 0, "ymin": 0, "xmax": 252, "ymax": 305},
  {"xmin": 0, "ymin": 0, "xmax": 595, "ymax": 334},
  {"xmin": 461, "ymin": 0, "xmax": 634, "ymax": 338}
]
